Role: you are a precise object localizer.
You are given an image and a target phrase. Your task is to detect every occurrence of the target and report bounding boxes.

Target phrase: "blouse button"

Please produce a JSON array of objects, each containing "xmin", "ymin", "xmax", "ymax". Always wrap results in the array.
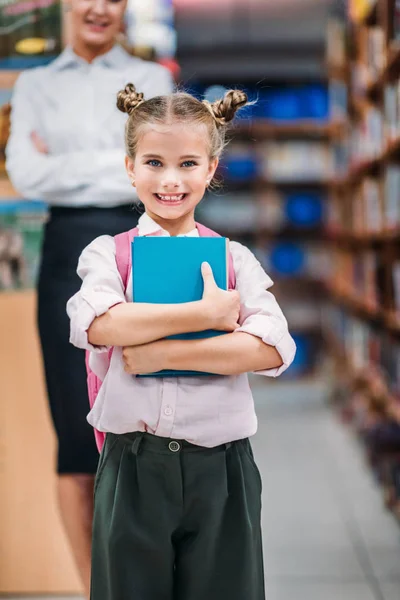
[{"xmin": 164, "ymin": 405, "xmax": 173, "ymax": 417}]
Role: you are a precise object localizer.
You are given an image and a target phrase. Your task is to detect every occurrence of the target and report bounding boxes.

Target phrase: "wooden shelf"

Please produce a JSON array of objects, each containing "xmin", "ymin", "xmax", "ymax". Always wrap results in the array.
[
  {"xmin": 263, "ymin": 179, "xmax": 330, "ymax": 189},
  {"xmin": 235, "ymin": 120, "xmax": 344, "ymax": 139},
  {"xmin": 273, "ymin": 277, "xmax": 327, "ymax": 297},
  {"xmin": 327, "ymin": 284, "xmax": 400, "ymax": 338},
  {"xmin": 0, "ymin": 178, "xmax": 21, "ymax": 199},
  {"xmin": 326, "ymin": 63, "xmax": 349, "ymax": 81},
  {"xmin": 330, "ymin": 132, "xmax": 400, "ymax": 188},
  {"xmin": 326, "ymin": 227, "xmax": 400, "ymax": 245},
  {"xmin": 385, "ymin": 135, "xmax": 400, "ymax": 160},
  {"xmin": 222, "ymin": 177, "xmax": 330, "ymax": 192},
  {"xmin": 365, "ymin": 74, "xmax": 383, "ymax": 98},
  {"xmin": 328, "ymin": 283, "xmax": 382, "ymax": 319},
  {"xmin": 0, "ymin": 70, "xmax": 20, "ymax": 89},
  {"xmin": 386, "ymin": 42, "xmax": 400, "ymax": 79}
]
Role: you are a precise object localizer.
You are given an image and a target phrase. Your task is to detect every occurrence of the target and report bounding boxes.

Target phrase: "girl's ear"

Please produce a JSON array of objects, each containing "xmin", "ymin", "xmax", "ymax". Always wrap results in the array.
[
  {"xmin": 207, "ymin": 157, "xmax": 219, "ymax": 181},
  {"xmin": 125, "ymin": 156, "xmax": 136, "ymax": 186}
]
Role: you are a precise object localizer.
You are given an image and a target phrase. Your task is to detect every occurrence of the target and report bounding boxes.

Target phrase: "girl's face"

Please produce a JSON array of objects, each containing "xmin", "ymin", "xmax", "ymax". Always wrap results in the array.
[
  {"xmin": 69, "ymin": 0, "xmax": 126, "ymax": 52},
  {"xmin": 126, "ymin": 122, "xmax": 218, "ymax": 235}
]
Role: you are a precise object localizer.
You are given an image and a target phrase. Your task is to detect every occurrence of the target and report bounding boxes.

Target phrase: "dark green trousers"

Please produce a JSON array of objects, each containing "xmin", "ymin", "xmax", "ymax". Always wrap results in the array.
[{"xmin": 91, "ymin": 432, "xmax": 265, "ymax": 600}]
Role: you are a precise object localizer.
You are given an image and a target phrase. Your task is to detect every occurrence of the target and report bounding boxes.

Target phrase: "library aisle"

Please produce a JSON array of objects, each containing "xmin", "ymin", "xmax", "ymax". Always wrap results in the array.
[
  {"xmin": 4, "ymin": 378, "xmax": 400, "ymax": 600},
  {"xmin": 251, "ymin": 378, "xmax": 400, "ymax": 600}
]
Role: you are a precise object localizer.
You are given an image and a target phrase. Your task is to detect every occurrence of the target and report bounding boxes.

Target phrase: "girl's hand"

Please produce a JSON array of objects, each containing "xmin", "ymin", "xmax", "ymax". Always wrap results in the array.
[
  {"xmin": 30, "ymin": 131, "xmax": 49, "ymax": 154},
  {"xmin": 123, "ymin": 340, "xmax": 169, "ymax": 375},
  {"xmin": 201, "ymin": 262, "xmax": 240, "ymax": 332}
]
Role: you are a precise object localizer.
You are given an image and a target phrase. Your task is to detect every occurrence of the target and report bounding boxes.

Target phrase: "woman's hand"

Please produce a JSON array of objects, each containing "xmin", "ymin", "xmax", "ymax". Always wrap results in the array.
[
  {"xmin": 30, "ymin": 131, "xmax": 48, "ymax": 154},
  {"xmin": 123, "ymin": 340, "xmax": 169, "ymax": 375},
  {"xmin": 201, "ymin": 262, "xmax": 240, "ymax": 332}
]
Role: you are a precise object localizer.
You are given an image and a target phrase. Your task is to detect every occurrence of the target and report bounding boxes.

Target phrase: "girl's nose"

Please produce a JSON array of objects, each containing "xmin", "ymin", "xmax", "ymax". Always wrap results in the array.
[
  {"xmin": 161, "ymin": 173, "xmax": 181, "ymax": 189},
  {"xmin": 91, "ymin": 0, "xmax": 107, "ymax": 15}
]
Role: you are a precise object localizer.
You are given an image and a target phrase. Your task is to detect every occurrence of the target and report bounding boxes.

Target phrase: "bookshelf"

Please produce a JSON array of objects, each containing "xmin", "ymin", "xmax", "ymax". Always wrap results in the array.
[
  {"xmin": 326, "ymin": 0, "xmax": 400, "ymax": 518},
  {"xmin": 194, "ymin": 82, "xmax": 336, "ymax": 377}
]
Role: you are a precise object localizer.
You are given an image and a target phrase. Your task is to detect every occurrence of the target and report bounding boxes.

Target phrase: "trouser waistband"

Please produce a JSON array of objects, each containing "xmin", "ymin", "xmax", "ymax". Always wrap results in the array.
[{"xmin": 109, "ymin": 431, "xmax": 233, "ymax": 456}]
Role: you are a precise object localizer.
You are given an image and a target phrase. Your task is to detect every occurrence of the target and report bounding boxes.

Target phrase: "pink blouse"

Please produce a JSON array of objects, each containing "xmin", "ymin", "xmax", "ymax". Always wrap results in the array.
[{"xmin": 67, "ymin": 213, "xmax": 296, "ymax": 447}]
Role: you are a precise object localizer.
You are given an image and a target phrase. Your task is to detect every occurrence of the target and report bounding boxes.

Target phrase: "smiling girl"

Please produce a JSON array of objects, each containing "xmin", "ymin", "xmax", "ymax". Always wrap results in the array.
[{"xmin": 67, "ymin": 84, "xmax": 296, "ymax": 600}]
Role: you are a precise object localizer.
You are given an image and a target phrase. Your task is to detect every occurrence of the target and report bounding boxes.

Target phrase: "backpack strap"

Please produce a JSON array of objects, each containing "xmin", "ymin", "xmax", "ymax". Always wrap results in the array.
[
  {"xmin": 195, "ymin": 222, "xmax": 236, "ymax": 290},
  {"xmin": 114, "ymin": 226, "xmax": 139, "ymax": 289}
]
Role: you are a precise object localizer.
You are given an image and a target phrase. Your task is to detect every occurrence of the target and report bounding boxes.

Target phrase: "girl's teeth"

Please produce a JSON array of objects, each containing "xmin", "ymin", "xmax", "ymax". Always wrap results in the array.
[{"xmin": 157, "ymin": 194, "xmax": 184, "ymax": 201}]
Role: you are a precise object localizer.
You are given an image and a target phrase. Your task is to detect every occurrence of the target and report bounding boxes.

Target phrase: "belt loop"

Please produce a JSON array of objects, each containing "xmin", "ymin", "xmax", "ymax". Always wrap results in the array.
[
  {"xmin": 225, "ymin": 442, "xmax": 232, "ymax": 450},
  {"xmin": 131, "ymin": 433, "xmax": 144, "ymax": 456}
]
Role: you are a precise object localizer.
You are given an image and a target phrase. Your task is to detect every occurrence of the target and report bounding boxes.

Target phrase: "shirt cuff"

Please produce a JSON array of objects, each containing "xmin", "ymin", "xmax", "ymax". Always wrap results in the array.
[
  {"xmin": 236, "ymin": 315, "xmax": 297, "ymax": 377},
  {"xmin": 69, "ymin": 291, "xmax": 124, "ymax": 352}
]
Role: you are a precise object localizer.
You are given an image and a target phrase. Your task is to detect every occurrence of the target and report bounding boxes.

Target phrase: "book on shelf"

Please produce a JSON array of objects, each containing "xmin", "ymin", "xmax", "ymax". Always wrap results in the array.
[
  {"xmin": 394, "ymin": 0, "xmax": 400, "ymax": 42},
  {"xmin": 392, "ymin": 261, "xmax": 400, "ymax": 319},
  {"xmin": 366, "ymin": 27, "xmax": 385, "ymax": 80},
  {"xmin": 384, "ymin": 84, "xmax": 400, "ymax": 141},
  {"xmin": 384, "ymin": 166, "xmax": 400, "ymax": 229},
  {"xmin": 326, "ymin": 19, "xmax": 347, "ymax": 68},
  {"xmin": 259, "ymin": 141, "xmax": 332, "ymax": 181},
  {"xmin": 197, "ymin": 192, "xmax": 259, "ymax": 234},
  {"xmin": 329, "ymin": 80, "xmax": 348, "ymax": 121},
  {"xmin": 131, "ymin": 236, "xmax": 229, "ymax": 377},
  {"xmin": 363, "ymin": 178, "xmax": 383, "ymax": 233}
]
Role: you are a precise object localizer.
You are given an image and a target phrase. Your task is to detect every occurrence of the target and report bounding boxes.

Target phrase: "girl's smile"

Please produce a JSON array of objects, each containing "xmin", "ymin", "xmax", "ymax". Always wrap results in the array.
[{"xmin": 154, "ymin": 193, "xmax": 187, "ymax": 206}]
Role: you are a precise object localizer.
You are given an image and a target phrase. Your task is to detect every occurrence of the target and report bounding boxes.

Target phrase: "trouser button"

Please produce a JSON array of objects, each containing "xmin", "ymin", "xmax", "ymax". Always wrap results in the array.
[{"xmin": 168, "ymin": 441, "xmax": 180, "ymax": 452}]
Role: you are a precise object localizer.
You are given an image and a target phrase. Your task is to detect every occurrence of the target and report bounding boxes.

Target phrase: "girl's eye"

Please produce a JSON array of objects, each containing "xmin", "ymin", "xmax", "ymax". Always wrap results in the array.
[
  {"xmin": 181, "ymin": 160, "xmax": 197, "ymax": 168},
  {"xmin": 147, "ymin": 160, "xmax": 162, "ymax": 167}
]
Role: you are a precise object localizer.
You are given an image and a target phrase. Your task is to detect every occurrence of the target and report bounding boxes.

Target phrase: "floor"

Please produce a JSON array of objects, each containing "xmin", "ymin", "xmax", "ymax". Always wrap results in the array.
[
  {"xmin": 5, "ymin": 378, "xmax": 400, "ymax": 600},
  {"xmin": 251, "ymin": 377, "xmax": 400, "ymax": 600}
]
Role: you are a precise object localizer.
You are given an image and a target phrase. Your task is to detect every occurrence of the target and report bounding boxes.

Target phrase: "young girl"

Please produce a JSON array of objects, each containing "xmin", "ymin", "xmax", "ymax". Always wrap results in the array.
[{"xmin": 67, "ymin": 84, "xmax": 296, "ymax": 600}]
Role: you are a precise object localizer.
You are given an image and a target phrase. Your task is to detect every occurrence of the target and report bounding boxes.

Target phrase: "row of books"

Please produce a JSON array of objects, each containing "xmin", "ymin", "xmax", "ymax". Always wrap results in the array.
[
  {"xmin": 198, "ymin": 191, "xmax": 325, "ymax": 234},
  {"xmin": 194, "ymin": 84, "xmax": 329, "ymax": 122},
  {"xmin": 329, "ymin": 172, "xmax": 400, "ymax": 233},
  {"xmin": 325, "ymin": 303, "xmax": 400, "ymax": 396},
  {"xmin": 222, "ymin": 141, "xmax": 333, "ymax": 183},
  {"xmin": 329, "ymin": 248, "xmax": 399, "ymax": 322}
]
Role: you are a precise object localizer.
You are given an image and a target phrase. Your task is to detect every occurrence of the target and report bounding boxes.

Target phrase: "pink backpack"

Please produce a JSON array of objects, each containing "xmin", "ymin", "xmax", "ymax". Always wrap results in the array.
[{"xmin": 86, "ymin": 222, "xmax": 237, "ymax": 452}]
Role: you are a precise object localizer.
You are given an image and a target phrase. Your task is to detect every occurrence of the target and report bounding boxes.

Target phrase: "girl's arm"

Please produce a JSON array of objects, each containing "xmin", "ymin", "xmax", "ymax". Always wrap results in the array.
[
  {"xmin": 168, "ymin": 332, "xmax": 283, "ymax": 374},
  {"xmin": 67, "ymin": 237, "xmax": 240, "ymax": 351},
  {"xmin": 122, "ymin": 332, "xmax": 282, "ymax": 375},
  {"xmin": 123, "ymin": 242, "xmax": 296, "ymax": 376}
]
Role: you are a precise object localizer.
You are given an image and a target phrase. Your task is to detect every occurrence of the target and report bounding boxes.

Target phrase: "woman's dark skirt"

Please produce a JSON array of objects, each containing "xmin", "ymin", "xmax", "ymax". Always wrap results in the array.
[{"xmin": 37, "ymin": 205, "xmax": 139, "ymax": 474}]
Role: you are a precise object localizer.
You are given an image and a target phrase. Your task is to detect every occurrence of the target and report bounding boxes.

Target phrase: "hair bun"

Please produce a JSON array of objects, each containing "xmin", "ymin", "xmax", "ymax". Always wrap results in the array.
[
  {"xmin": 206, "ymin": 90, "xmax": 248, "ymax": 126},
  {"xmin": 117, "ymin": 83, "xmax": 145, "ymax": 115}
]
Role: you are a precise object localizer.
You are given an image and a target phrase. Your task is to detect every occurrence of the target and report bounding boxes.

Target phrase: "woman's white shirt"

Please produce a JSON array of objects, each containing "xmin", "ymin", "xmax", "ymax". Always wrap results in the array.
[{"xmin": 6, "ymin": 45, "xmax": 174, "ymax": 206}]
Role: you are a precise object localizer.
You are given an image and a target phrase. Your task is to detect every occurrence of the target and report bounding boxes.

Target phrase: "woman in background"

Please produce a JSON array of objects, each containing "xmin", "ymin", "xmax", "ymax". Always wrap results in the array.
[{"xmin": 6, "ymin": 0, "xmax": 173, "ymax": 596}]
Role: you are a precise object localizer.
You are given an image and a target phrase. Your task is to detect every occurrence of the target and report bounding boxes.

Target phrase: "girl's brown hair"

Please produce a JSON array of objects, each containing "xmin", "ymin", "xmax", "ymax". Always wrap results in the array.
[{"xmin": 116, "ymin": 84, "xmax": 248, "ymax": 166}]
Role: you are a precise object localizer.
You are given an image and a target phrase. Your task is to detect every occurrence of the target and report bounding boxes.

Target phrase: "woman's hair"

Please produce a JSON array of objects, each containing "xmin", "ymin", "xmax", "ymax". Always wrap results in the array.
[{"xmin": 116, "ymin": 83, "xmax": 249, "ymax": 164}]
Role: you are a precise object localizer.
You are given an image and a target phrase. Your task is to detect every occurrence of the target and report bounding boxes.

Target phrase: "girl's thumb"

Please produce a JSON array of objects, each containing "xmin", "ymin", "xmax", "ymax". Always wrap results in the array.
[{"xmin": 201, "ymin": 262, "xmax": 215, "ymax": 288}]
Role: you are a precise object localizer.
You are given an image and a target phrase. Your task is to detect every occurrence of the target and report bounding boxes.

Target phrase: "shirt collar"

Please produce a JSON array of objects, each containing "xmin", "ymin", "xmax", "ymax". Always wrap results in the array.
[
  {"xmin": 138, "ymin": 212, "xmax": 199, "ymax": 237},
  {"xmin": 50, "ymin": 44, "xmax": 132, "ymax": 71}
]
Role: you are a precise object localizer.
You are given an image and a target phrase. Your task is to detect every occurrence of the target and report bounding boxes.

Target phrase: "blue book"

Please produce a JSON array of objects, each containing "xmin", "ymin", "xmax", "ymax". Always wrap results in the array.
[{"xmin": 132, "ymin": 236, "xmax": 228, "ymax": 377}]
